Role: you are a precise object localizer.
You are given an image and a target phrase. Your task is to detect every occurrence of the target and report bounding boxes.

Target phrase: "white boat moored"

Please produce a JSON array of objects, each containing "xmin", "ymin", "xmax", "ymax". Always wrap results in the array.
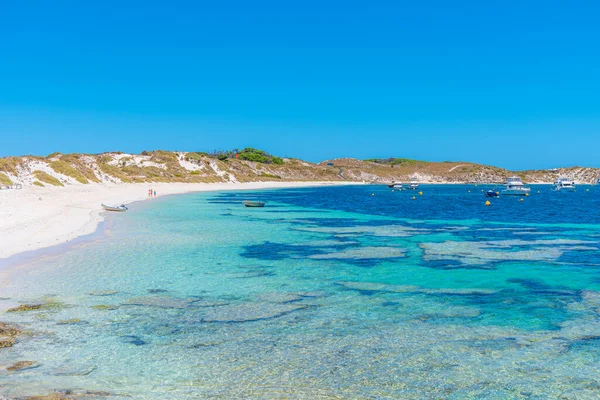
[
  {"xmin": 501, "ymin": 176, "xmax": 530, "ymax": 196},
  {"xmin": 553, "ymin": 178, "xmax": 576, "ymax": 192}
]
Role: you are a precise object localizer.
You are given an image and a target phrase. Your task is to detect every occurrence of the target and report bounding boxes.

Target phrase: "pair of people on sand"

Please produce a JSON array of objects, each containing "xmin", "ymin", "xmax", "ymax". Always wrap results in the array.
[{"xmin": 148, "ymin": 188, "xmax": 156, "ymax": 198}]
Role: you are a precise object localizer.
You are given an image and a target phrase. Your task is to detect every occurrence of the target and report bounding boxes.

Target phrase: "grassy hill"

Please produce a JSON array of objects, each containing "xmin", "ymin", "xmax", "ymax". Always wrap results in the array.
[{"xmin": 1, "ymin": 150, "xmax": 599, "ymax": 187}]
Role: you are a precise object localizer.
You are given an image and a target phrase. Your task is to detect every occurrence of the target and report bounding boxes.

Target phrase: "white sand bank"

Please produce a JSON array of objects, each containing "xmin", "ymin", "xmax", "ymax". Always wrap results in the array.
[{"xmin": 0, "ymin": 181, "xmax": 349, "ymax": 260}]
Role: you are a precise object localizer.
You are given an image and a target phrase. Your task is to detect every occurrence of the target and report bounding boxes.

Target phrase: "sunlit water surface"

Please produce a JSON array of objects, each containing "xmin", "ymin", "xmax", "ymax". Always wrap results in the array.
[{"xmin": 1, "ymin": 185, "xmax": 600, "ymax": 399}]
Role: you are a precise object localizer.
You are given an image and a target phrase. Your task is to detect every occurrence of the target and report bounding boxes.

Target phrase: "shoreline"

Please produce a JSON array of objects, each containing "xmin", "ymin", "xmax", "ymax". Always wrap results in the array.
[{"xmin": 0, "ymin": 181, "xmax": 354, "ymax": 261}]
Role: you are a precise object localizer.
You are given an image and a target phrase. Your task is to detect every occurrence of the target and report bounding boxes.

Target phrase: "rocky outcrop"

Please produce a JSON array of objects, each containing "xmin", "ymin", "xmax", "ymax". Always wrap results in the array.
[{"xmin": 0, "ymin": 321, "xmax": 23, "ymax": 348}]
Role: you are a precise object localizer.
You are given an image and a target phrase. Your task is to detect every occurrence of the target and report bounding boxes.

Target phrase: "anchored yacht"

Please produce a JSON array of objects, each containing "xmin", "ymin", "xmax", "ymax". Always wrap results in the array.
[
  {"xmin": 553, "ymin": 178, "xmax": 576, "ymax": 192},
  {"xmin": 501, "ymin": 176, "xmax": 530, "ymax": 196},
  {"xmin": 407, "ymin": 177, "xmax": 419, "ymax": 190}
]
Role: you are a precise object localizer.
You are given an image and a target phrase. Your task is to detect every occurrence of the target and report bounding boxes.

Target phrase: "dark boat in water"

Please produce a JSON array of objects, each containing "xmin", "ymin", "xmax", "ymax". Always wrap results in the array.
[
  {"xmin": 243, "ymin": 200, "xmax": 266, "ymax": 208},
  {"xmin": 485, "ymin": 190, "xmax": 499, "ymax": 198}
]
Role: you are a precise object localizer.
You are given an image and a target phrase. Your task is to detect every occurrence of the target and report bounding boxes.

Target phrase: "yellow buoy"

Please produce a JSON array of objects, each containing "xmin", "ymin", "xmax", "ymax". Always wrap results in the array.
[
  {"xmin": 481, "ymin": 189, "xmax": 484, "ymax": 192},
  {"xmin": 411, "ymin": 196, "xmax": 416, "ymax": 200},
  {"xmin": 496, "ymin": 192, "xmax": 500, "ymax": 195},
  {"xmin": 468, "ymin": 190, "xmax": 470, "ymax": 193},
  {"xmin": 485, "ymin": 200, "xmax": 491, "ymax": 206},
  {"xmin": 372, "ymin": 194, "xmax": 375, "ymax": 196},
  {"xmin": 586, "ymin": 189, "xmax": 589, "ymax": 192},
  {"xmin": 418, "ymin": 191, "xmax": 423, "ymax": 195},
  {"xmin": 520, "ymin": 198, "xmax": 524, "ymax": 202},
  {"xmin": 525, "ymin": 193, "xmax": 529, "ymax": 197}
]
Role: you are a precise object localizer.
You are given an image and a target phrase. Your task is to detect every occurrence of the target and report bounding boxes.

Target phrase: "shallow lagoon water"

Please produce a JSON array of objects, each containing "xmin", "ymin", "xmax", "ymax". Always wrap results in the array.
[{"xmin": 1, "ymin": 184, "xmax": 600, "ymax": 398}]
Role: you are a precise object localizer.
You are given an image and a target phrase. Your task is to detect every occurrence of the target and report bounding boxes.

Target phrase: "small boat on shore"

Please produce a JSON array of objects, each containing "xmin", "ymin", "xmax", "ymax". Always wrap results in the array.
[
  {"xmin": 243, "ymin": 200, "xmax": 266, "ymax": 208},
  {"xmin": 101, "ymin": 203, "xmax": 128, "ymax": 212}
]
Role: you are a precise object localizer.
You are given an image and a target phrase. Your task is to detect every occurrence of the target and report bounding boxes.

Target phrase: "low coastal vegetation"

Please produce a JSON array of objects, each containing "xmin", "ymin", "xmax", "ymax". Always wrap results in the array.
[
  {"xmin": 1, "ymin": 149, "xmax": 599, "ymax": 186},
  {"xmin": 365, "ymin": 157, "xmax": 423, "ymax": 166},
  {"xmin": 0, "ymin": 157, "xmax": 22, "ymax": 175},
  {"xmin": 33, "ymin": 171, "xmax": 64, "ymax": 187},
  {"xmin": 50, "ymin": 160, "xmax": 89, "ymax": 184},
  {"xmin": 0, "ymin": 172, "xmax": 12, "ymax": 185}
]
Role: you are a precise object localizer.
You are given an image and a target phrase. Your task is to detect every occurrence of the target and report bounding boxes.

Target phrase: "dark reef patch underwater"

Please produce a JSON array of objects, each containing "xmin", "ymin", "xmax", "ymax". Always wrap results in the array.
[{"xmin": 2, "ymin": 184, "xmax": 600, "ymax": 398}]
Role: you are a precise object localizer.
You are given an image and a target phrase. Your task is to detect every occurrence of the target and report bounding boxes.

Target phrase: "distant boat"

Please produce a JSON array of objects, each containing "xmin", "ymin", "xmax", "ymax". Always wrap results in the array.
[
  {"xmin": 388, "ymin": 177, "xmax": 419, "ymax": 190},
  {"xmin": 243, "ymin": 200, "xmax": 265, "ymax": 208},
  {"xmin": 501, "ymin": 177, "xmax": 530, "ymax": 196},
  {"xmin": 407, "ymin": 177, "xmax": 419, "ymax": 190},
  {"xmin": 101, "ymin": 203, "xmax": 128, "ymax": 212},
  {"xmin": 553, "ymin": 178, "xmax": 576, "ymax": 192},
  {"xmin": 485, "ymin": 190, "xmax": 499, "ymax": 197}
]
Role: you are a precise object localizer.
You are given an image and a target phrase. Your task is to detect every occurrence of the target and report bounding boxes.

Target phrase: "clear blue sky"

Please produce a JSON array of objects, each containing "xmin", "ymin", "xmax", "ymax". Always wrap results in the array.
[{"xmin": 1, "ymin": 1, "xmax": 599, "ymax": 170}]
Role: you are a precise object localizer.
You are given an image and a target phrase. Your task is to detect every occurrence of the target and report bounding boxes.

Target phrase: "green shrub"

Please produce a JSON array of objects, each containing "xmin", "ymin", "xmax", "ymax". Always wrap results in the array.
[
  {"xmin": 97, "ymin": 163, "xmax": 132, "ymax": 183},
  {"xmin": 50, "ymin": 161, "xmax": 88, "ymax": 184},
  {"xmin": 271, "ymin": 156, "xmax": 284, "ymax": 165},
  {"xmin": 0, "ymin": 172, "xmax": 12, "ymax": 185},
  {"xmin": 217, "ymin": 154, "xmax": 229, "ymax": 161},
  {"xmin": 33, "ymin": 181, "xmax": 44, "ymax": 187},
  {"xmin": 185, "ymin": 152, "xmax": 206, "ymax": 162},
  {"xmin": 190, "ymin": 170, "xmax": 201, "ymax": 175},
  {"xmin": 365, "ymin": 158, "xmax": 420, "ymax": 166},
  {"xmin": 59, "ymin": 155, "xmax": 100, "ymax": 182},
  {"xmin": 150, "ymin": 150, "xmax": 178, "ymax": 164},
  {"xmin": 238, "ymin": 148, "xmax": 269, "ymax": 163},
  {"xmin": 33, "ymin": 171, "xmax": 63, "ymax": 186},
  {"xmin": 260, "ymin": 173, "xmax": 281, "ymax": 179},
  {"xmin": 0, "ymin": 157, "xmax": 21, "ymax": 174}
]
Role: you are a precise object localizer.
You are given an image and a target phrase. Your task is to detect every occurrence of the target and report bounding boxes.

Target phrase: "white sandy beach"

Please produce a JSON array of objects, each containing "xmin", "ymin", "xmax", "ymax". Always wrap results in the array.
[{"xmin": 0, "ymin": 181, "xmax": 348, "ymax": 260}]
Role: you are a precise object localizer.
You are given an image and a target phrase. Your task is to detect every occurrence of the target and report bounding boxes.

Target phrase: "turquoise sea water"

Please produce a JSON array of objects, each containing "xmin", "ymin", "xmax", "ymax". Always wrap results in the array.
[{"xmin": 1, "ymin": 184, "xmax": 600, "ymax": 399}]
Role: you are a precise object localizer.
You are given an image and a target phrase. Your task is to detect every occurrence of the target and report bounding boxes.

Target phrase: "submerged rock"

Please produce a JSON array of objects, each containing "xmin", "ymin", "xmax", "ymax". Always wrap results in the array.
[
  {"xmin": 201, "ymin": 302, "xmax": 308, "ymax": 323},
  {"xmin": 0, "ymin": 321, "xmax": 22, "ymax": 348},
  {"xmin": 120, "ymin": 335, "xmax": 146, "ymax": 346},
  {"xmin": 53, "ymin": 364, "xmax": 97, "ymax": 376},
  {"xmin": 309, "ymin": 246, "xmax": 406, "ymax": 260},
  {"xmin": 57, "ymin": 318, "xmax": 87, "ymax": 325},
  {"xmin": 124, "ymin": 296, "xmax": 201, "ymax": 309},
  {"xmin": 0, "ymin": 336, "xmax": 16, "ymax": 348},
  {"xmin": 17, "ymin": 389, "xmax": 123, "ymax": 399},
  {"xmin": 86, "ymin": 290, "xmax": 118, "ymax": 296},
  {"xmin": 0, "ymin": 321, "xmax": 22, "ymax": 337},
  {"xmin": 337, "ymin": 281, "xmax": 419, "ymax": 293},
  {"xmin": 7, "ymin": 304, "xmax": 43, "ymax": 312},
  {"xmin": 257, "ymin": 291, "xmax": 329, "ymax": 304},
  {"xmin": 337, "ymin": 281, "xmax": 496, "ymax": 296},
  {"xmin": 257, "ymin": 292, "xmax": 305, "ymax": 303},
  {"xmin": 91, "ymin": 305, "xmax": 119, "ymax": 311},
  {"xmin": 7, "ymin": 360, "xmax": 40, "ymax": 371},
  {"xmin": 6, "ymin": 299, "xmax": 68, "ymax": 313},
  {"xmin": 147, "ymin": 288, "xmax": 168, "ymax": 294},
  {"xmin": 418, "ymin": 239, "xmax": 589, "ymax": 268}
]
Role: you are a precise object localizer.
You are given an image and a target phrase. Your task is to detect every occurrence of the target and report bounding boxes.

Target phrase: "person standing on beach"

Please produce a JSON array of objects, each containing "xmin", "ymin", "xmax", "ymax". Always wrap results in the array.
[
  {"xmin": 148, "ymin": 188, "xmax": 152, "ymax": 198},
  {"xmin": 154, "ymin": 190, "xmax": 157, "ymax": 198}
]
